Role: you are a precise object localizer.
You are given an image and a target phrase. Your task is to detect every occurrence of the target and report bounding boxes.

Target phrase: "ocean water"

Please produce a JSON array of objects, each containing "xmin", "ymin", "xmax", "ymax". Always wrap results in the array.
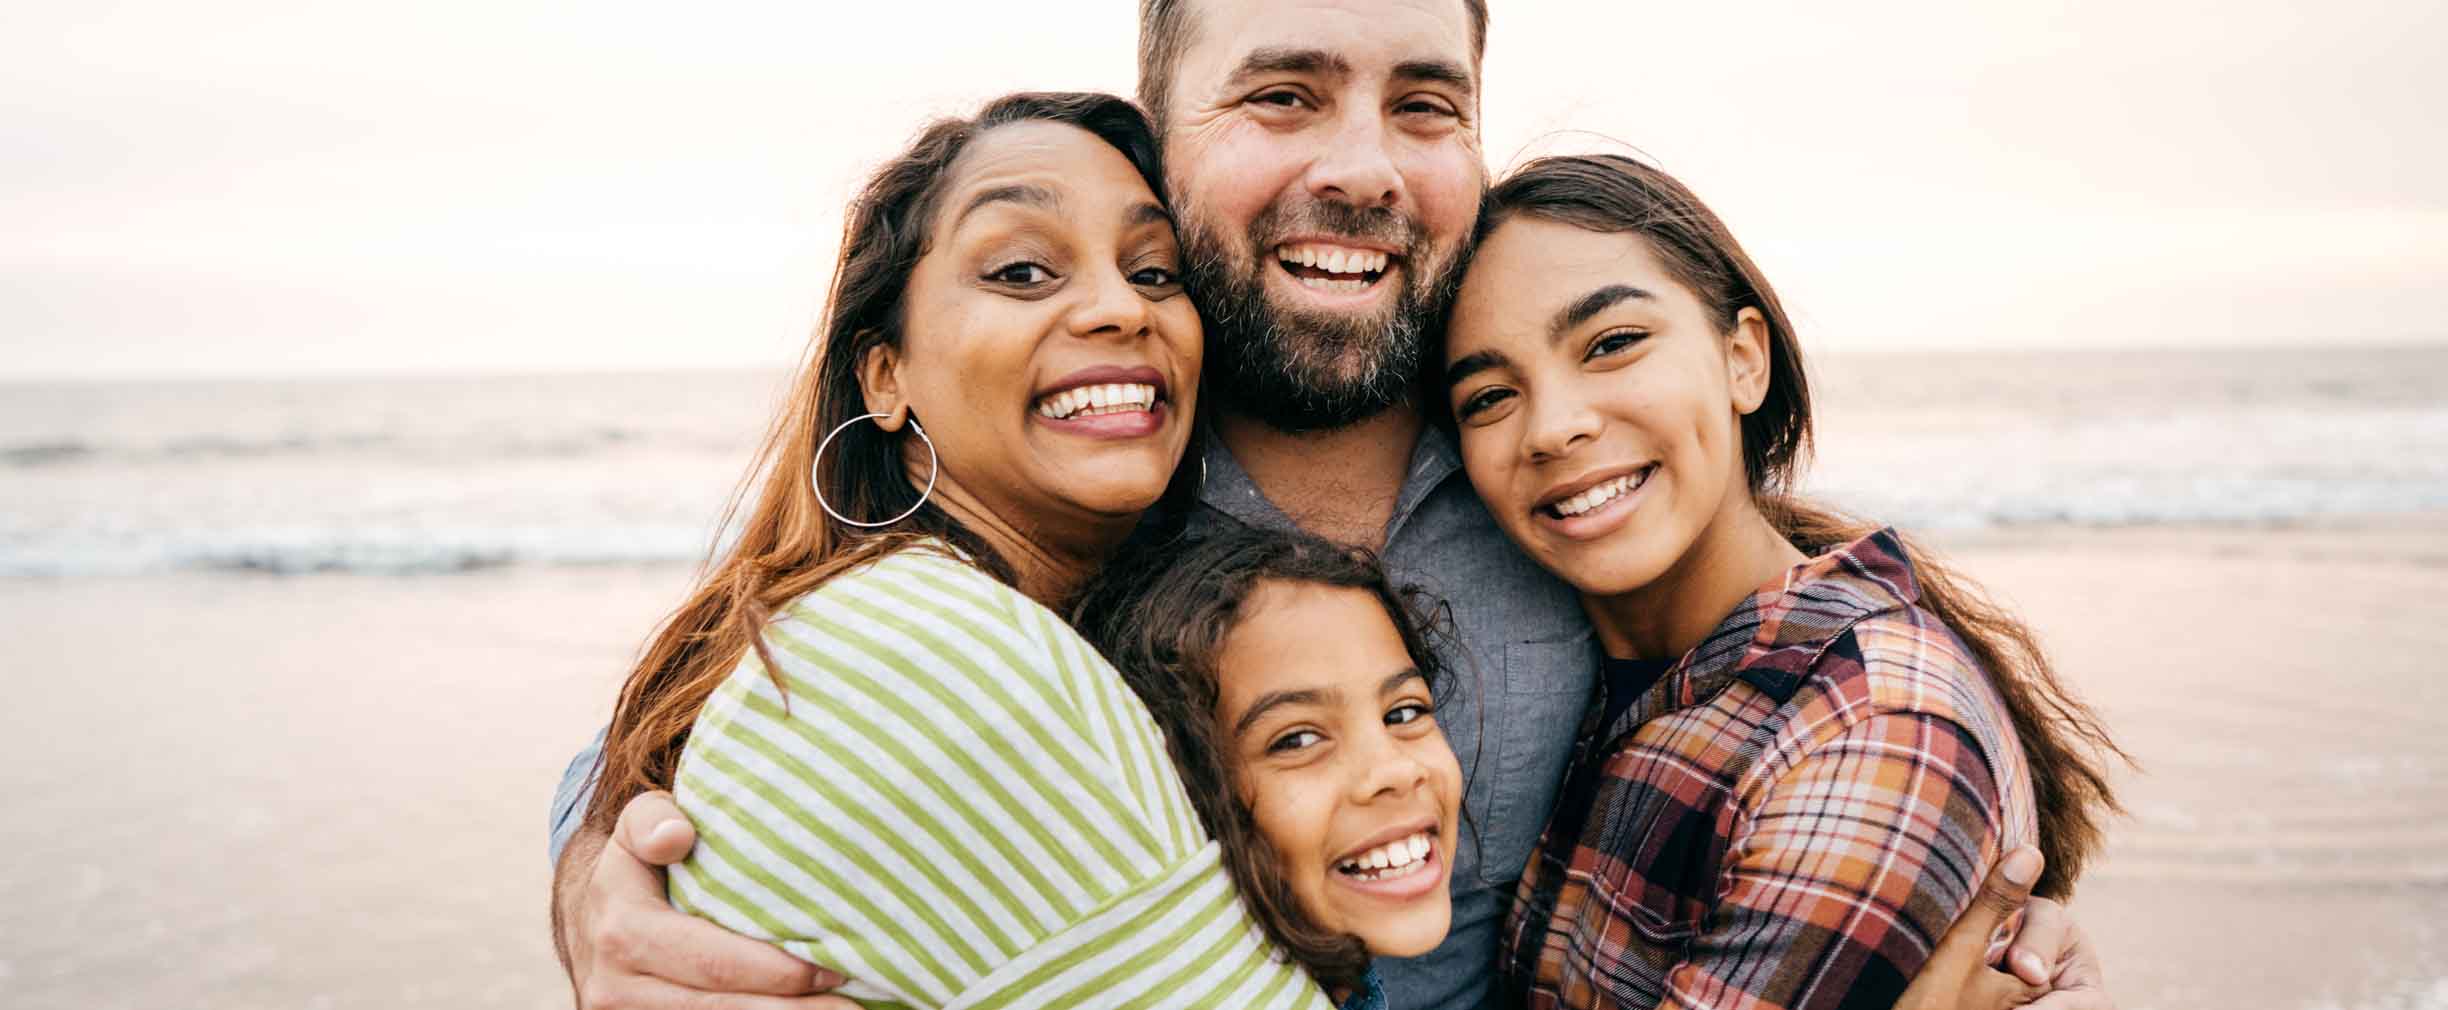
[{"xmin": 4, "ymin": 346, "xmax": 2445, "ymax": 577}]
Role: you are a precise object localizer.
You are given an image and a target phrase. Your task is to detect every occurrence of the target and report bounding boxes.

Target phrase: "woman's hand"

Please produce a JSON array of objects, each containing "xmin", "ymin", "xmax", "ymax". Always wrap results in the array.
[
  {"xmin": 554, "ymin": 790, "xmax": 858, "ymax": 1009},
  {"xmin": 1897, "ymin": 846, "xmax": 2115, "ymax": 1010}
]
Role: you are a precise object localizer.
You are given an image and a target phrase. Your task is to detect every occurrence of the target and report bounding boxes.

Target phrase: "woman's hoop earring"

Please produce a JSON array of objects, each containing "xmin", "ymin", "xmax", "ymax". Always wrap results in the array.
[{"xmin": 810, "ymin": 413, "xmax": 938, "ymax": 528}]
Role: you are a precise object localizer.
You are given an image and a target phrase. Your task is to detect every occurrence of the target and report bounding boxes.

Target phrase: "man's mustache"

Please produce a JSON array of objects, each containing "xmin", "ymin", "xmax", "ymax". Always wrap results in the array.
[{"xmin": 1251, "ymin": 199, "xmax": 1425, "ymax": 257}]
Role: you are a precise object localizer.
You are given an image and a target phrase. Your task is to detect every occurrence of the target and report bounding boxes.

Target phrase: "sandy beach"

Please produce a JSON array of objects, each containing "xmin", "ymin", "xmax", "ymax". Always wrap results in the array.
[{"xmin": 2, "ymin": 519, "xmax": 2442, "ymax": 1010}]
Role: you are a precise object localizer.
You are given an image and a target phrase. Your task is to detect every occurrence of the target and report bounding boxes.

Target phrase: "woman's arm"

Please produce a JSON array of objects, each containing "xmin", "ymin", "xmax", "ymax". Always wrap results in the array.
[
  {"xmin": 666, "ymin": 556, "xmax": 1332, "ymax": 1009},
  {"xmin": 1661, "ymin": 710, "xmax": 2008, "ymax": 1010}
]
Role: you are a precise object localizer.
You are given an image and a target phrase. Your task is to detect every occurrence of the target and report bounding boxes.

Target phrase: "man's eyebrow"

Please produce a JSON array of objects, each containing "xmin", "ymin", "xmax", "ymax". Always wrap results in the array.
[
  {"xmin": 1393, "ymin": 58, "xmax": 1476, "ymax": 98},
  {"xmin": 1232, "ymin": 686, "xmax": 1337, "ymax": 739},
  {"xmin": 1551, "ymin": 284, "xmax": 1655, "ymax": 339},
  {"xmin": 1224, "ymin": 47, "xmax": 1351, "ymax": 89},
  {"xmin": 953, "ymin": 183, "xmax": 1060, "ymax": 229},
  {"xmin": 1444, "ymin": 348, "xmax": 1510, "ymax": 388}
]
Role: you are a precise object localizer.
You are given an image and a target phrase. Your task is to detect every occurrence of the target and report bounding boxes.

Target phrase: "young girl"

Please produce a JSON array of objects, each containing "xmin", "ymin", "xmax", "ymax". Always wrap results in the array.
[
  {"xmin": 1437, "ymin": 155, "xmax": 2125, "ymax": 1010},
  {"xmin": 1073, "ymin": 525, "xmax": 1467, "ymax": 1010}
]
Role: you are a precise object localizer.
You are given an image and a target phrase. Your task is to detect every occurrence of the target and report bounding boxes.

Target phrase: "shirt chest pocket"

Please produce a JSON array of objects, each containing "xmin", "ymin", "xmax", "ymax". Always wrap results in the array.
[
  {"xmin": 1478, "ymin": 637, "xmax": 1598, "ymax": 880},
  {"xmin": 1581, "ymin": 746, "xmax": 1734, "ymax": 945}
]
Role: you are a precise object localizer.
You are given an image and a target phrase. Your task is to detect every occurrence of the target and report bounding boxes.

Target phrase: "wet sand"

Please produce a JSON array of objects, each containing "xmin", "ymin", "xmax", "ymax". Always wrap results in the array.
[{"xmin": 1, "ymin": 519, "xmax": 2442, "ymax": 1010}]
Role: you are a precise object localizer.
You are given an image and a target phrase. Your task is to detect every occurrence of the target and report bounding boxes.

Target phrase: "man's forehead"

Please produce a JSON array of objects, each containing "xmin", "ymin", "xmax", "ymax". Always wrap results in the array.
[{"xmin": 1176, "ymin": 0, "xmax": 1476, "ymax": 89}]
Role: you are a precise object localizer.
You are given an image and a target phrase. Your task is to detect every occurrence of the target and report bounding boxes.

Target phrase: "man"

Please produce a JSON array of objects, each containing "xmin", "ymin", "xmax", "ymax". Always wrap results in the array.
[{"xmin": 548, "ymin": 3, "xmax": 2102, "ymax": 1008}]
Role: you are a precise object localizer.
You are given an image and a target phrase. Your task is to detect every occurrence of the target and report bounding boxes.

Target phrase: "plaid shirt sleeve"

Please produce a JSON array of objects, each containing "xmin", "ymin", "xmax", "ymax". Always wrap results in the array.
[{"xmin": 1662, "ymin": 709, "xmax": 2005, "ymax": 1010}]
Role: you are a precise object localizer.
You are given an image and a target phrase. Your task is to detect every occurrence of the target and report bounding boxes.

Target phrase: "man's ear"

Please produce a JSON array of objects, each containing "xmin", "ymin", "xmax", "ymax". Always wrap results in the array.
[
  {"xmin": 1726, "ymin": 307, "xmax": 1774, "ymax": 416},
  {"xmin": 856, "ymin": 339, "xmax": 911, "ymax": 432}
]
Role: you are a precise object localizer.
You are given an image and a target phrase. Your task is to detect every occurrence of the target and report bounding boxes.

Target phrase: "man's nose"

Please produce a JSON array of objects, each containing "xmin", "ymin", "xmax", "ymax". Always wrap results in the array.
[{"xmin": 1303, "ymin": 106, "xmax": 1404, "ymax": 210}]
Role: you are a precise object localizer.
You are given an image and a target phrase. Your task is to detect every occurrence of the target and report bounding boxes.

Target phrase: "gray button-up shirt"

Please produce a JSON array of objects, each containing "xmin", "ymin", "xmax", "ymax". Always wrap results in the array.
[
  {"xmin": 548, "ymin": 426, "xmax": 1597, "ymax": 1010},
  {"xmin": 1184, "ymin": 428, "xmax": 1596, "ymax": 1010}
]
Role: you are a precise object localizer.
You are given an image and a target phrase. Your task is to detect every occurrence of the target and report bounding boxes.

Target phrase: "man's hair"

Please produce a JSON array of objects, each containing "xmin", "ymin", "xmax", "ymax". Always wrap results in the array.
[{"xmin": 1136, "ymin": 0, "xmax": 1489, "ymax": 131}]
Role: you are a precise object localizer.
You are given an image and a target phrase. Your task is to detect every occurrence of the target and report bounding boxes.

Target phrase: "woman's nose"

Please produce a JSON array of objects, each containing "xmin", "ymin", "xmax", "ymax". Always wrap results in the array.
[{"xmin": 1068, "ymin": 267, "xmax": 1153, "ymax": 341}]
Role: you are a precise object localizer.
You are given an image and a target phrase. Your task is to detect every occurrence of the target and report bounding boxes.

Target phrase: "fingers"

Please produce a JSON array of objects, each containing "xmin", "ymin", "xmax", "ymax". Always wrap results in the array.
[
  {"xmin": 615, "ymin": 790, "xmax": 699, "ymax": 866},
  {"xmin": 1931, "ymin": 846, "xmax": 2044, "ymax": 969},
  {"xmin": 596, "ymin": 901, "xmax": 845, "ymax": 996},
  {"xmin": 2004, "ymin": 896, "xmax": 2072, "ymax": 986}
]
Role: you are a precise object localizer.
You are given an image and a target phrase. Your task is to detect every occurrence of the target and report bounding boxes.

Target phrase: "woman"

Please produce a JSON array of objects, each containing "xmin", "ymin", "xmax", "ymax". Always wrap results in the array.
[
  {"xmin": 578, "ymin": 91, "xmax": 2097, "ymax": 1009},
  {"xmin": 1438, "ymin": 154, "xmax": 2124, "ymax": 1009},
  {"xmin": 582, "ymin": 91, "xmax": 1332, "ymax": 1008}
]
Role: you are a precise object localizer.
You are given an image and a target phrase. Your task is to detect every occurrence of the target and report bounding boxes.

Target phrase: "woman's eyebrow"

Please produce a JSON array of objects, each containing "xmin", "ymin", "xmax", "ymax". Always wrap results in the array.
[
  {"xmin": 953, "ymin": 183, "xmax": 1060, "ymax": 230},
  {"xmin": 1126, "ymin": 201, "xmax": 1174, "ymax": 229}
]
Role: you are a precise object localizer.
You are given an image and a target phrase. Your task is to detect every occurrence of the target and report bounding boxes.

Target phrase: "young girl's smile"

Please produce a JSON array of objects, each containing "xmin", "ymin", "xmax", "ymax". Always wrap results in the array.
[{"xmin": 1213, "ymin": 579, "xmax": 1463, "ymax": 959}]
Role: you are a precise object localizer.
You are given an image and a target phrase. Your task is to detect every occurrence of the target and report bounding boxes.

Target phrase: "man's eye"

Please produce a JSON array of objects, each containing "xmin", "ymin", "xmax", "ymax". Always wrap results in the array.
[
  {"xmin": 1386, "ymin": 703, "xmax": 1432, "ymax": 726},
  {"xmin": 1269, "ymin": 729, "xmax": 1324, "ymax": 753},
  {"xmin": 1397, "ymin": 99, "xmax": 1458, "ymax": 118},
  {"xmin": 1457, "ymin": 387, "xmax": 1513, "ymax": 418},
  {"xmin": 1249, "ymin": 90, "xmax": 1308, "ymax": 109},
  {"xmin": 987, "ymin": 262, "xmax": 1052, "ymax": 285}
]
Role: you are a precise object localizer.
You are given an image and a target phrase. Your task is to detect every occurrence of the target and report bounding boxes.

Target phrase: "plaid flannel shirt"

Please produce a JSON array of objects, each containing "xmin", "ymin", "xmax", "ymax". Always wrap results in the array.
[{"xmin": 1499, "ymin": 529, "xmax": 2038, "ymax": 1010}]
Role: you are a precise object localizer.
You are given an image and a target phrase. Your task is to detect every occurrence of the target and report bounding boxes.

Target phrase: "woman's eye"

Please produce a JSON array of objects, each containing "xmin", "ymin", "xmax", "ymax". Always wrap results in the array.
[
  {"xmin": 1385, "ymin": 703, "xmax": 1432, "ymax": 726},
  {"xmin": 1586, "ymin": 329, "xmax": 1647, "ymax": 360},
  {"xmin": 1456, "ymin": 386, "xmax": 1514, "ymax": 418},
  {"xmin": 987, "ymin": 262, "xmax": 1053, "ymax": 285},
  {"xmin": 1129, "ymin": 265, "xmax": 1179, "ymax": 287},
  {"xmin": 1268, "ymin": 729, "xmax": 1324, "ymax": 754}
]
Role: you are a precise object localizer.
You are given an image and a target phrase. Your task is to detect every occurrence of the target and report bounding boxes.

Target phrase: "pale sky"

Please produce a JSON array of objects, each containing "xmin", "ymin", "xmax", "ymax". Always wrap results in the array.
[{"xmin": 5, "ymin": 0, "xmax": 2443, "ymax": 379}]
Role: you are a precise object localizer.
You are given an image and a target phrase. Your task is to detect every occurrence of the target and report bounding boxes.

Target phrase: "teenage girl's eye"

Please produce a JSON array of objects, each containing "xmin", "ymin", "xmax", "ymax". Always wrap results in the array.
[
  {"xmin": 1385, "ymin": 702, "xmax": 1432, "ymax": 726},
  {"xmin": 986, "ymin": 262, "xmax": 1053, "ymax": 285},
  {"xmin": 1456, "ymin": 386, "xmax": 1514, "ymax": 419},
  {"xmin": 1268, "ymin": 729, "xmax": 1324, "ymax": 754},
  {"xmin": 1586, "ymin": 329, "xmax": 1648, "ymax": 360}
]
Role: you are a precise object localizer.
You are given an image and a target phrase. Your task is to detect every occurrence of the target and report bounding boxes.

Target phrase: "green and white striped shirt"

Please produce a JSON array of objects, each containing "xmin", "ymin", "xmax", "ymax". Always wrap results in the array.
[{"xmin": 669, "ymin": 544, "xmax": 1335, "ymax": 1010}]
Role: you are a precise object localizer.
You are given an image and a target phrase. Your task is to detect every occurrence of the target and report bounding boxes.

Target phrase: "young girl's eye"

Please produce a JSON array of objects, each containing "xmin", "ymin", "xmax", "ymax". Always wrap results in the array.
[
  {"xmin": 1586, "ymin": 329, "xmax": 1647, "ymax": 360},
  {"xmin": 987, "ymin": 262, "xmax": 1053, "ymax": 285},
  {"xmin": 1268, "ymin": 729, "xmax": 1324, "ymax": 753},
  {"xmin": 1385, "ymin": 702, "xmax": 1432, "ymax": 726}
]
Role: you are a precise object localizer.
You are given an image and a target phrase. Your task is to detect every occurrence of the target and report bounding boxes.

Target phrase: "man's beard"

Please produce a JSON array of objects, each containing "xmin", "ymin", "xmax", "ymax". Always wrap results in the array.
[{"xmin": 1178, "ymin": 197, "xmax": 1465, "ymax": 434}]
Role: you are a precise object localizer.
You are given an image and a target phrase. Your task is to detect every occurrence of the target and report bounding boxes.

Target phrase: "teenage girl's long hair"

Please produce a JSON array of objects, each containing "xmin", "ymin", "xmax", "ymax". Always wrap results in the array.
[
  {"xmin": 580, "ymin": 92, "xmax": 1169, "ymax": 839},
  {"xmin": 1457, "ymin": 154, "xmax": 2127, "ymax": 898}
]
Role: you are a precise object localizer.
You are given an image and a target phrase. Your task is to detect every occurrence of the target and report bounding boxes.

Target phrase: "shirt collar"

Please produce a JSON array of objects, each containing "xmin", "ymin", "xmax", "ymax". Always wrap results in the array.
[
  {"xmin": 1608, "ymin": 527, "xmax": 1924, "ymax": 740},
  {"xmin": 1193, "ymin": 422, "xmax": 1466, "ymax": 539}
]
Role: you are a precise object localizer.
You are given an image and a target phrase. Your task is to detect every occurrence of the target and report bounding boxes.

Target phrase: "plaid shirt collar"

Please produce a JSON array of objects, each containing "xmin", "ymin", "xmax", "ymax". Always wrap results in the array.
[{"xmin": 1600, "ymin": 527, "xmax": 1924, "ymax": 746}]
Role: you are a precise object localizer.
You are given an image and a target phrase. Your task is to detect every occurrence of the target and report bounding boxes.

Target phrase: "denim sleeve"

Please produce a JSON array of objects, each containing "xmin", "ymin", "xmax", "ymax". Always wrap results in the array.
[{"xmin": 548, "ymin": 725, "xmax": 608, "ymax": 866}]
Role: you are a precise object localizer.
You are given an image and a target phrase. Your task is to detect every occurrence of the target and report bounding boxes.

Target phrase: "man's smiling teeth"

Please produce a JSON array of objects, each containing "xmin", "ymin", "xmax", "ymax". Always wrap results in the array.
[
  {"xmin": 1336, "ymin": 831, "xmax": 1432, "ymax": 881},
  {"xmin": 1035, "ymin": 383, "xmax": 1158, "ymax": 421},
  {"xmin": 1277, "ymin": 242, "xmax": 1390, "ymax": 294},
  {"xmin": 1550, "ymin": 469, "xmax": 1651, "ymax": 519}
]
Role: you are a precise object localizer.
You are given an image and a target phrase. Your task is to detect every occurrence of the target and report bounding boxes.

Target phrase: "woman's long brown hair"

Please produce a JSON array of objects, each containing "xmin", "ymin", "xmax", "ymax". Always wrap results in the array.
[
  {"xmin": 580, "ymin": 92, "xmax": 1170, "ymax": 839},
  {"xmin": 1457, "ymin": 154, "xmax": 2128, "ymax": 898}
]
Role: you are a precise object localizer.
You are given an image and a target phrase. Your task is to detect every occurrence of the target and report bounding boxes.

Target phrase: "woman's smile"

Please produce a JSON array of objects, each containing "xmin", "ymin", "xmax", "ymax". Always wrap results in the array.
[{"xmin": 1029, "ymin": 365, "xmax": 1171, "ymax": 439}]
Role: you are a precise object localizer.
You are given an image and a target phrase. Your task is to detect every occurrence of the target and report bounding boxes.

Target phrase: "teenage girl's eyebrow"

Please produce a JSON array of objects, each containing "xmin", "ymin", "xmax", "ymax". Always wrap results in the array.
[
  {"xmin": 1233, "ymin": 686, "xmax": 1340, "ymax": 739},
  {"xmin": 1550, "ymin": 284, "xmax": 1655, "ymax": 339},
  {"xmin": 953, "ymin": 183, "xmax": 1061, "ymax": 230},
  {"xmin": 1444, "ymin": 349, "xmax": 1510, "ymax": 388}
]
